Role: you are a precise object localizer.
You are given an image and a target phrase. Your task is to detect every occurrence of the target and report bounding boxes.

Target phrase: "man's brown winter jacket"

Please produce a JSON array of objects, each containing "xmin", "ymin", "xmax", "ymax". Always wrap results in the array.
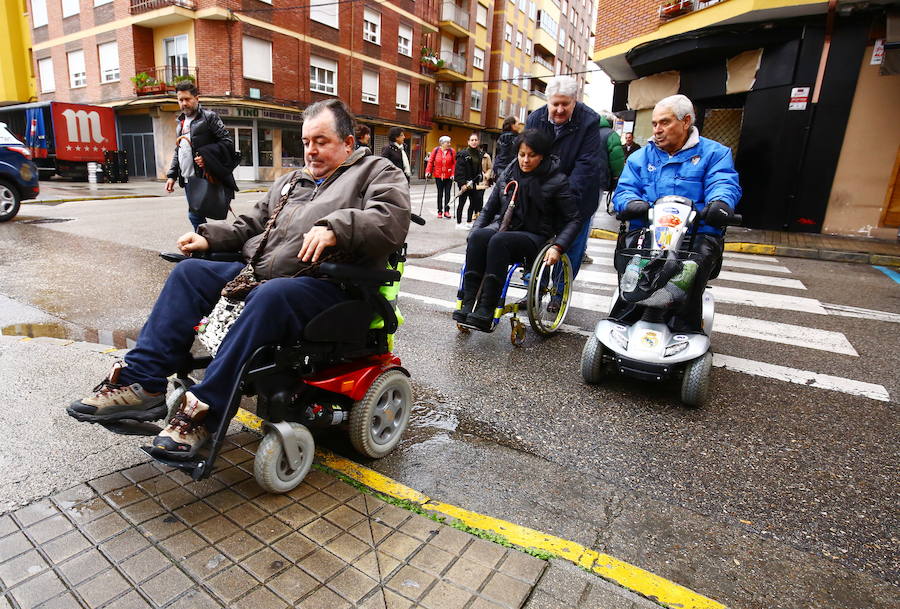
[{"xmin": 199, "ymin": 148, "xmax": 410, "ymax": 279}]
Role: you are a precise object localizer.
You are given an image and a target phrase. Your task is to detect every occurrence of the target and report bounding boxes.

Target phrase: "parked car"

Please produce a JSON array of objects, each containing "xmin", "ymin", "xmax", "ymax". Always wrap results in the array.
[{"xmin": 0, "ymin": 122, "xmax": 40, "ymax": 222}]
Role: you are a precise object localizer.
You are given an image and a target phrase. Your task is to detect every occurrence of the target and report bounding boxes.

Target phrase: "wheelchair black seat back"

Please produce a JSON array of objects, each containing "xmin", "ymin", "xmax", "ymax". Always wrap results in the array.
[{"xmin": 140, "ymin": 245, "xmax": 414, "ymax": 494}]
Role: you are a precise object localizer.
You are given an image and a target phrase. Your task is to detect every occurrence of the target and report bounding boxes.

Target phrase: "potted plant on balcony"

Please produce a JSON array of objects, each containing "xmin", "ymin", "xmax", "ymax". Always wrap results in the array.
[
  {"xmin": 659, "ymin": 0, "xmax": 693, "ymax": 18},
  {"xmin": 131, "ymin": 72, "xmax": 165, "ymax": 95},
  {"xmin": 420, "ymin": 47, "xmax": 445, "ymax": 72},
  {"xmin": 168, "ymin": 73, "xmax": 196, "ymax": 91}
]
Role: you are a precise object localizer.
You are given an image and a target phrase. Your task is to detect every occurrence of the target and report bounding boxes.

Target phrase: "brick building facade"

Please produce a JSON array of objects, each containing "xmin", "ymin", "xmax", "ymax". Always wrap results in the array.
[{"xmin": 26, "ymin": 0, "xmax": 439, "ymax": 180}]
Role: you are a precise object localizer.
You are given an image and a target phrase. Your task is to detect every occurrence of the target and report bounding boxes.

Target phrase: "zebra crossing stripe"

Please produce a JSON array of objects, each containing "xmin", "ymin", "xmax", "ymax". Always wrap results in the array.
[
  {"xmin": 435, "ymin": 253, "xmax": 805, "ymax": 291},
  {"xmin": 712, "ymin": 354, "xmax": 889, "ymax": 402},
  {"xmin": 586, "ymin": 243, "xmax": 793, "ymax": 274},
  {"xmin": 396, "ymin": 291, "xmax": 884, "ymax": 401},
  {"xmin": 402, "ymin": 265, "xmax": 852, "ymax": 352}
]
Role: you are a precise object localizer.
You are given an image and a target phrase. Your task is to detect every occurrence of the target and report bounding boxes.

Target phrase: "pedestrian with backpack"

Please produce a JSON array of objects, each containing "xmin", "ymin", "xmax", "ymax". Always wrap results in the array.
[{"xmin": 425, "ymin": 136, "xmax": 455, "ymax": 219}]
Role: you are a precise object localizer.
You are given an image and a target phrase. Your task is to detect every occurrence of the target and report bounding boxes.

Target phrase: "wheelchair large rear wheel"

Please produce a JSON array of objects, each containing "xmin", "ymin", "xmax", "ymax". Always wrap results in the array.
[
  {"xmin": 254, "ymin": 423, "xmax": 315, "ymax": 493},
  {"xmin": 527, "ymin": 244, "xmax": 573, "ymax": 335},
  {"xmin": 349, "ymin": 369, "xmax": 412, "ymax": 458}
]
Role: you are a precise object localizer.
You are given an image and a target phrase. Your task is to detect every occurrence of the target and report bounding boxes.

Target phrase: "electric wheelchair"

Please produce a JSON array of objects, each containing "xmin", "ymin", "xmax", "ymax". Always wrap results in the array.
[
  {"xmin": 454, "ymin": 241, "xmax": 574, "ymax": 346},
  {"xmin": 102, "ymin": 225, "xmax": 421, "ymax": 494}
]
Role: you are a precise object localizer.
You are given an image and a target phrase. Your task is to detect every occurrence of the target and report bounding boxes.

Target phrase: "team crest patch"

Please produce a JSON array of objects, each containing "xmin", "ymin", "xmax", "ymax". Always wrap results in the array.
[
  {"xmin": 691, "ymin": 156, "xmax": 701, "ymax": 165},
  {"xmin": 647, "ymin": 163, "xmax": 656, "ymax": 172},
  {"xmin": 640, "ymin": 331, "xmax": 659, "ymax": 349}
]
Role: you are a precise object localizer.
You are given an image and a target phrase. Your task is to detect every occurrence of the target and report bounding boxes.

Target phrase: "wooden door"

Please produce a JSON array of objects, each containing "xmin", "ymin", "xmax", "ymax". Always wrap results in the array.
[{"xmin": 881, "ymin": 146, "xmax": 900, "ymax": 227}]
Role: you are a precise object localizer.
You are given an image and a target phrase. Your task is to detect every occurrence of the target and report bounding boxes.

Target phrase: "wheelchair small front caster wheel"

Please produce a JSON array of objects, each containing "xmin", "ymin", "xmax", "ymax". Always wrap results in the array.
[
  {"xmin": 456, "ymin": 323, "xmax": 470, "ymax": 334},
  {"xmin": 510, "ymin": 319, "xmax": 526, "ymax": 347},
  {"xmin": 350, "ymin": 369, "xmax": 412, "ymax": 458},
  {"xmin": 254, "ymin": 423, "xmax": 315, "ymax": 493}
]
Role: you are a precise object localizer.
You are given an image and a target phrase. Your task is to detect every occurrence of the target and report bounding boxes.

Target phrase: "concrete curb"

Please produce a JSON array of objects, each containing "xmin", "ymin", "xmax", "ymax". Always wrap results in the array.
[{"xmin": 589, "ymin": 228, "xmax": 900, "ymax": 267}]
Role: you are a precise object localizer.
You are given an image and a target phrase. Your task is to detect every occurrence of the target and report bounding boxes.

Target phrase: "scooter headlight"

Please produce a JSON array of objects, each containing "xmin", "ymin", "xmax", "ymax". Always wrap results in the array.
[
  {"xmin": 609, "ymin": 326, "xmax": 628, "ymax": 351},
  {"xmin": 664, "ymin": 341, "xmax": 689, "ymax": 357}
]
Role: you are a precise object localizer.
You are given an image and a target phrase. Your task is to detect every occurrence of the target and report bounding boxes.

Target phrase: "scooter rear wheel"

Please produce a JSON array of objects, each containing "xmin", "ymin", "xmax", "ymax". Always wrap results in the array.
[
  {"xmin": 581, "ymin": 335, "xmax": 607, "ymax": 384},
  {"xmin": 681, "ymin": 351, "xmax": 712, "ymax": 407}
]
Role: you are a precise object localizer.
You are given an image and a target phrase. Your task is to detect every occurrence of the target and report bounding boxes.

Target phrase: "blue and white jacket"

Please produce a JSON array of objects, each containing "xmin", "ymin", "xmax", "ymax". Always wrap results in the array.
[{"xmin": 612, "ymin": 128, "xmax": 742, "ymax": 236}]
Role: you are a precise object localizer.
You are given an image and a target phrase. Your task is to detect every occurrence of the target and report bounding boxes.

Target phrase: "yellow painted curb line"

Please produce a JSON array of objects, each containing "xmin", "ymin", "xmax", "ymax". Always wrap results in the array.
[
  {"xmin": 589, "ymin": 228, "xmax": 618, "ymax": 241},
  {"xmin": 724, "ymin": 242, "xmax": 777, "ymax": 255},
  {"xmin": 233, "ymin": 407, "xmax": 726, "ymax": 609}
]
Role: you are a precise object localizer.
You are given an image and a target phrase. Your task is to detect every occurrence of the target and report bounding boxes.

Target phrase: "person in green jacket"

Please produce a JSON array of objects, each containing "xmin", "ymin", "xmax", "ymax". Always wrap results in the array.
[{"xmin": 598, "ymin": 111, "xmax": 625, "ymax": 182}]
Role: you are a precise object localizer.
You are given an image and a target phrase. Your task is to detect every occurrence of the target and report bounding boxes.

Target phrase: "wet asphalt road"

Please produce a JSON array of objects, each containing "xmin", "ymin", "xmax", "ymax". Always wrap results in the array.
[{"xmin": 1, "ymin": 191, "xmax": 898, "ymax": 609}]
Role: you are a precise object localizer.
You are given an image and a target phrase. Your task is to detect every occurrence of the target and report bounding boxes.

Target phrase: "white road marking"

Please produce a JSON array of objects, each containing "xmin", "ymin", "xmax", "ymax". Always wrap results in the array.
[
  {"xmin": 399, "ymin": 290, "xmax": 881, "ymax": 399},
  {"xmin": 714, "ymin": 314, "xmax": 857, "ymax": 356},
  {"xmin": 437, "ymin": 253, "xmax": 804, "ymax": 294},
  {"xmin": 712, "ymin": 354, "xmax": 890, "ymax": 402},
  {"xmin": 821, "ymin": 303, "xmax": 900, "ymax": 324},
  {"xmin": 586, "ymin": 243, "xmax": 793, "ymax": 273}
]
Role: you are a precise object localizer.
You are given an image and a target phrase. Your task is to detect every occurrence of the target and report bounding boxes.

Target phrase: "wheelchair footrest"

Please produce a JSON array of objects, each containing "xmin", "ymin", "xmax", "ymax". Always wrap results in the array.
[
  {"xmin": 99, "ymin": 420, "xmax": 163, "ymax": 437},
  {"xmin": 139, "ymin": 446, "xmax": 216, "ymax": 481}
]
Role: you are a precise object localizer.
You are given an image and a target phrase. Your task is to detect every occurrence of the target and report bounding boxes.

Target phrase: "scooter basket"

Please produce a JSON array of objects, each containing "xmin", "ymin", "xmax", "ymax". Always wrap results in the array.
[{"xmin": 616, "ymin": 248, "xmax": 701, "ymax": 309}]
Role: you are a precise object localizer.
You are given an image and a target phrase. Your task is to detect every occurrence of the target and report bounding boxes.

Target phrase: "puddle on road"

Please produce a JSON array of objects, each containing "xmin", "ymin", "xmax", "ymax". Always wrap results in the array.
[{"xmin": 2, "ymin": 322, "xmax": 137, "ymax": 349}]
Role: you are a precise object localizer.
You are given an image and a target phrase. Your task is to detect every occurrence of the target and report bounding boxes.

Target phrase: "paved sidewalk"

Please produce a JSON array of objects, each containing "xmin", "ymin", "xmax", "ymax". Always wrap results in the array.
[
  {"xmin": 0, "ymin": 436, "xmax": 656, "ymax": 609},
  {"xmin": 24, "ymin": 179, "xmax": 270, "ymax": 204}
]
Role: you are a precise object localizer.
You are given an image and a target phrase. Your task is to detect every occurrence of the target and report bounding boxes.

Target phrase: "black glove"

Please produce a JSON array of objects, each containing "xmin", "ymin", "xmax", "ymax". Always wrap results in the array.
[
  {"xmin": 700, "ymin": 200, "xmax": 733, "ymax": 228},
  {"xmin": 616, "ymin": 200, "xmax": 650, "ymax": 221}
]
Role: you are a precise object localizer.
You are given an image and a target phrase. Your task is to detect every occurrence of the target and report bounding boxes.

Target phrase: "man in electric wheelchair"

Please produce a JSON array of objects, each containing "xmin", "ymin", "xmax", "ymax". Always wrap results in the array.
[
  {"xmin": 611, "ymin": 94, "xmax": 742, "ymax": 332},
  {"xmin": 454, "ymin": 129, "xmax": 581, "ymax": 331},
  {"xmin": 68, "ymin": 99, "xmax": 411, "ymax": 463}
]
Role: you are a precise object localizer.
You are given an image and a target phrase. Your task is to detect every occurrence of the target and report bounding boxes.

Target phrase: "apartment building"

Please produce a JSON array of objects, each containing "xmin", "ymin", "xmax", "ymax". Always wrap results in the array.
[
  {"xmin": 27, "ymin": 0, "xmax": 439, "ymax": 180},
  {"xmin": 426, "ymin": 0, "xmax": 594, "ymax": 161},
  {"xmin": 593, "ymin": 0, "xmax": 900, "ymax": 238},
  {"xmin": 0, "ymin": 0, "xmax": 37, "ymax": 105}
]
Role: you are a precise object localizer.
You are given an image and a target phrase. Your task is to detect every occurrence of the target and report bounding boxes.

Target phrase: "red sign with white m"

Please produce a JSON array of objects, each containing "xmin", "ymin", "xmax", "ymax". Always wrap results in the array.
[{"xmin": 51, "ymin": 102, "xmax": 116, "ymax": 162}]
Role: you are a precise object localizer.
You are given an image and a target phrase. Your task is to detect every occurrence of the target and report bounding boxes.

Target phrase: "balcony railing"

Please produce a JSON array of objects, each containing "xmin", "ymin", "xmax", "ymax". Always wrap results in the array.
[
  {"xmin": 130, "ymin": 0, "xmax": 195, "ymax": 13},
  {"xmin": 132, "ymin": 65, "xmax": 199, "ymax": 95},
  {"xmin": 529, "ymin": 89, "xmax": 546, "ymax": 100},
  {"xmin": 533, "ymin": 55, "xmax": 553, "ymax": 71},
  {"xmin": 440, "ymin": 2, "xmax": 469, "ymax": 30},
  {"xmin": 658, "ymin": 0, "xmax": 727, "ymax": 20},
  {"xmin": 439, "ymin": 51, "xmax": 466, "ymax": 74},
  {"xmin": 436, "ymin": 98, "xmax": 463, "ymax": 120}
]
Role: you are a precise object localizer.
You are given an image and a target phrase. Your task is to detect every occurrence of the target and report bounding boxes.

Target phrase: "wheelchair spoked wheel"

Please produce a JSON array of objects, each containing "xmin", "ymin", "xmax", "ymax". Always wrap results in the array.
[
  {"xmin": 527, "ymin": 244, "xmax": 573, "ymax": 336},
  {"xmin": 349, "ymin": 369, "xmax": 412, "ymax": 458},
  {"xmin": 254, "ymin": 423, "xmax": 315, "ymax": 493}
]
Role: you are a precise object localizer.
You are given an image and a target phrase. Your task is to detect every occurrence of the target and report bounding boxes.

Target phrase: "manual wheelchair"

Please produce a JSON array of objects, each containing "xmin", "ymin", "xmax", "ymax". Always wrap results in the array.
[
  {"xmin": 104, "ymin": 234, "xmax": 419, "ymax": 494},
  {"xmin": 454, "ymin": 241, "xmax": 574, "ymax": 346}
]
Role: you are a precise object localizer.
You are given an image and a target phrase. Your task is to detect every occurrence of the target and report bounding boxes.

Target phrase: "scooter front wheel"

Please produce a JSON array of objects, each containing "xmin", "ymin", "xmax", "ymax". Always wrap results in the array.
[
  {"xmin": 581, "ymin": 335, "xmax": 607, "ymax": 384},
  {"xmin": 681, "ymin": 351, "xmax": 712, "ymax": 407}
]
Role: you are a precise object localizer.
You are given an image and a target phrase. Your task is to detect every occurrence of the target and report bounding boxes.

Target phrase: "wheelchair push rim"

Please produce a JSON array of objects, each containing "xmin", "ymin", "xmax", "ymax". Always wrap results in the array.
[
  {"xmin": 526, "ymin": 243, "xmax": 573, "ymax": 335},
  {"xmin": 349, "ymin": 369, "xmax": 412, "ymax": 458}
]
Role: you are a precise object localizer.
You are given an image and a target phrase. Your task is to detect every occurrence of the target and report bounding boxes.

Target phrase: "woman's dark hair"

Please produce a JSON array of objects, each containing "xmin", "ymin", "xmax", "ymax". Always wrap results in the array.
[
  {"xmin": 175, "ymin": 81, "xmax": 199, "ymax": 97},
  {"xmin": 501, "ymin": 116, "xmax": 517, "ymax": 132},
  {"xmin": 303, "ymin": 99, "xmax": 357, "ymax": 140},
  {"xmin": 514, "ymin": 129, "xmax": 553, "ymax": 158},
  {"xmin": 355, "ymin": 124, "xmax": 370, "ymax": 140},
  {"xmin": 388, "ymin": 126, "xmax": 404, "ymax": 142}
]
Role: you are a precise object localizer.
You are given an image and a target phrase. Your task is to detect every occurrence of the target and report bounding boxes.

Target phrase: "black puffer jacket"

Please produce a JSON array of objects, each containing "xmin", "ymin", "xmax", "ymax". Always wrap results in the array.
[
  {"xmin": 167, "ymin": 105, "xmax": 234, "ymax": 186},
  {"xmin": 472, "ymin": 156, "xmax": 581, "ymax": 251},
  {"xmin": 492, "ymin": 130, "xmax": 518, "ymax": 179}
]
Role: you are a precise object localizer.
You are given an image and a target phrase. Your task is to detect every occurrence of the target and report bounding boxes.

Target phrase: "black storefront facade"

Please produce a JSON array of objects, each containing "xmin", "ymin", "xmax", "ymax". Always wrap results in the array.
[{"xmin": 604, "ymin": 5, "xmax": 900, "ymax": 236}]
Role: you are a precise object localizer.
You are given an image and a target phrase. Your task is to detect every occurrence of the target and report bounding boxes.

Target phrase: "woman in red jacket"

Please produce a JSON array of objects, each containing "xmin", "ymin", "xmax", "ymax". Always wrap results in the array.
[{"xmin": 425, "ymin": 136, "xmax": 455, "ymax": 219}]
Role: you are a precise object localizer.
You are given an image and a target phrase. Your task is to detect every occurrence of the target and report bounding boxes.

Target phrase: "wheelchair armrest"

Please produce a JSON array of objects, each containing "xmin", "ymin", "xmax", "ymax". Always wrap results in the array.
[
  {"xmin": 158, "ymin": 251, "xmax": 245, "ymax": 264},
  {"xmin": 318, "ymin": 262, "xmax": 401, "ymax": 285}
]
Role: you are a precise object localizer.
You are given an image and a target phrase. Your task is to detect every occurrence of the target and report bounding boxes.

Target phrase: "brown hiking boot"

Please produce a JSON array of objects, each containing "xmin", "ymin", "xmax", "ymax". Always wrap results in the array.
[
  {"xmin": 68, "ymin": 362, "xmax": 165, "ymax": 423},
  {"xmin": 150, "ymin": 392, "xmax": 210, "ymax": 461}
]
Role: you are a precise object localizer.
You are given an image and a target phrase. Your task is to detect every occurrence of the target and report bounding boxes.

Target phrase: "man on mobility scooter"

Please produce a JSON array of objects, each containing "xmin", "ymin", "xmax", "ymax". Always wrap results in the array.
[
  {"xmin": 611, "ymin": 94, "xmax": 742, "ymax": 333},
  {"xmin": 68, "ymin": 99, "xmax": 411, "ymax": 466}
]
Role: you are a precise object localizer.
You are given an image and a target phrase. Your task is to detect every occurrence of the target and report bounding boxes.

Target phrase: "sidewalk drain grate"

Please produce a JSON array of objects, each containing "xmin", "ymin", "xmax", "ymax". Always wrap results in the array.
[{"xmin": 20, "ymin": 217, "xmax": 74, "ymax": 224}]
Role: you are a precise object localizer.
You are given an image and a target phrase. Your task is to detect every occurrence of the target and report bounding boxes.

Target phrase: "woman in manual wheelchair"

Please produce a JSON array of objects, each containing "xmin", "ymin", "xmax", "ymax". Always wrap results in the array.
[{"xmin": 454, "ymin": 129, "xmax": 580, "ymax": 344}]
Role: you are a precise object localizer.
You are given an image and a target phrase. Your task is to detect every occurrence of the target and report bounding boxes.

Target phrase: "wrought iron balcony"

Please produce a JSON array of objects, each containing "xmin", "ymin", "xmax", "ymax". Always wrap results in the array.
[
  {"xmin": 132, "ymin": 65, "xmax": 198, "ymax": 95},
  {"xmin": 435, "ymin": 98, "xmax": 463, "ymax": 120},
  {"xmin": 440, "ymin": 2, "xmax": 470, "ymax": 31}
]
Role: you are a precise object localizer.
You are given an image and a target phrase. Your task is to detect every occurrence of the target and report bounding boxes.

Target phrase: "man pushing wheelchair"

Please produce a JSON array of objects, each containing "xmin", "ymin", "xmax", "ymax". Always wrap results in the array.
[{"xmin": 67, "ymin": 99, "xmax": 411, "ymax": 461}]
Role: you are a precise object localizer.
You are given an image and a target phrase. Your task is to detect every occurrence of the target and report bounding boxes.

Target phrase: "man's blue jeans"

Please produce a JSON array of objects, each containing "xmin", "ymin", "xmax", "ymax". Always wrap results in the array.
[
  {"xmin": 188, "ymin": 210, "xmax": 206, "ymax": 232},
  {"xmin": 118, "ymin": 258, "xmax": 347, "ymax": 429}
]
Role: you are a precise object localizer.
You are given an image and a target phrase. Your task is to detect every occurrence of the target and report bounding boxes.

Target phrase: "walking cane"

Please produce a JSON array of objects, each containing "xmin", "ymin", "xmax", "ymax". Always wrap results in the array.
[{"xmin": 418, "ymin": 176, "xmax": 429, "ymax": 219}]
